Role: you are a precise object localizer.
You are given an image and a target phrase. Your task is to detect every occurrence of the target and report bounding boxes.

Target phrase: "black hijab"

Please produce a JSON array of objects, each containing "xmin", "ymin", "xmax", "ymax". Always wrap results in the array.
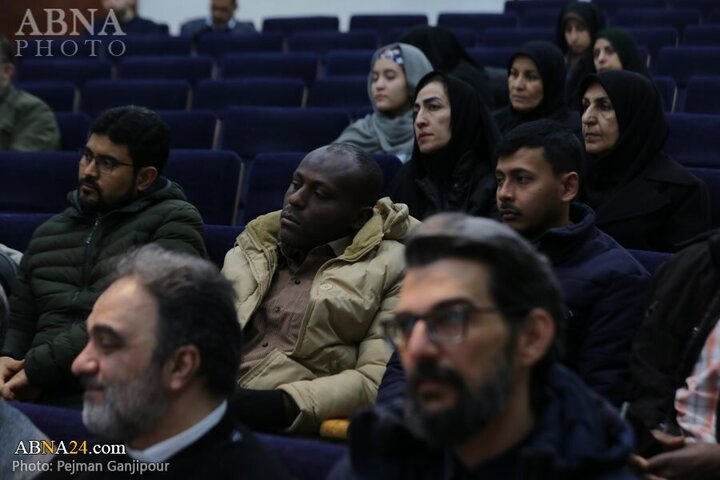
[
  {"xmin": 578, "ymin": 70, "xmax": 667, "ymax": 205},
  {"xmin": 594, "ymin": 28, "xmax": 650, "ymax": 78},
  {"xmin": 399, "ymin": 26, "xmax": 494, "ymax": 108},
  {"xmin": 497, "ymin": 41, "xmax": 571, "ymax": 133},
  {"xmin": 391, "ymin": 71, "xmax": 500, "ymax": 219},
  {"xmin": 556, "ymin": 2, "xmax": 606, "ymax": 56}
]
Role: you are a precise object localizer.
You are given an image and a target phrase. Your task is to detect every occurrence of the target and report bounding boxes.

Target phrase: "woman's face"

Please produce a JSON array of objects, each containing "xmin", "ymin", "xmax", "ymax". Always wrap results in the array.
[
  {"xmin": 508, "ymin": 56, "xmax": 544, "ymax": 112},
  {"xmin": 581, "ymin": 82, "xmax": 620, "ymax": 154},
  {"xmin": 414, "ymin": 81, "xmax": 452, "ymax": 155},
  {"xmin": 593, "ymin": 38, "xmax": 623, "ymax": 73},
  {"xmin": 564, "ymin": 18, "xmax": 592, "ymax": 55},
  {"xmin": 371, "ymin": 58, "xmax": 410, "ymax": 116}
]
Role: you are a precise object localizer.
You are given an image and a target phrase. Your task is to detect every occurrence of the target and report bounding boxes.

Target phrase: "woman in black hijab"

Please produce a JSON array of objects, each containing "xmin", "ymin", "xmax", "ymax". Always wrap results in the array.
[
  {"xmin": 593, "ymin": 28, "xmax": 650, "ymax": 77},
  {"xmin": 399, "ymin": 25, "xmax": 494, "ymax": 108},
  {"xmin": 390, "ymin": 71, "xmax": 500, "ymax": 220},
  {"xmin": 493, "ymin": 41, "xmax": 580, "ymax": 134},
  {"xmin": 557, "ymin": 1, "xmax": 606, "ymax": 103},
  {"xmin": 579, "ymin": 70, "xmax": 710, "ymax": 252}
]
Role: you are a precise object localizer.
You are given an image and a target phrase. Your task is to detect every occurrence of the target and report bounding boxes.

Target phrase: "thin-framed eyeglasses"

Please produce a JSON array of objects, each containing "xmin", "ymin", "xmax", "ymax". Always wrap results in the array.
[
  {"xmin": 78, "ymin": 147, "xmax": 133, "ymax": 175},
  {"xmin": 381, "ymin": 302, "xmax": 501, "ymax": 347}
]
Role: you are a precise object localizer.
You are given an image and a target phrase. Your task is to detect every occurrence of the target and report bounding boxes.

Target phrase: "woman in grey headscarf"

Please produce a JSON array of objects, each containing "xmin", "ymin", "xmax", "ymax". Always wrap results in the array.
[{"xmin": 333, "ymin": 43, "xmax": 432, "ymax": 162}]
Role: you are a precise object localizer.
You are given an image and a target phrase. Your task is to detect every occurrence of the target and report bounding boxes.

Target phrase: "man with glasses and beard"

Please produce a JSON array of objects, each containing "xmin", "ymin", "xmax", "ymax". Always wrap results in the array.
[
  {"xmin": 38, "ymin": 246, "xmax": 290, "ymax": 479},
  {"xmin": 329, "ymin": 213, "xmax": 636, "ymax": 479},
  {"xmin": 0, "ymin": 106, "xmax": 206, "ymax": 406}
]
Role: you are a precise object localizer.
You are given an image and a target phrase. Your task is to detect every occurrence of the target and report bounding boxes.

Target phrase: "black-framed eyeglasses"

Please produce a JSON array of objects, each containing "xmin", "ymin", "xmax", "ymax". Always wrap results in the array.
[
  {"xmin": 381, "ymin": 302, "xmax": 501, "ymax": 346},
  {"xmin": 78, "ymin": 148, "xmax": 133, "ymax": 175}
]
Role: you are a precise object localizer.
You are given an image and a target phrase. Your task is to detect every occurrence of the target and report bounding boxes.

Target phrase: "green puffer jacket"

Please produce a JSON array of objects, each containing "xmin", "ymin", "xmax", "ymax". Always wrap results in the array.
[
  {"xmin": 0, "ymin": 86, "xmax": 60, "ymax": 151},
  {"xmin": 2, "ymin": 178, "xmax": 207, "ymax": 404},
  {"xmin": 222, "ymin": 198, "xmax": 419, "ymax": 433}
]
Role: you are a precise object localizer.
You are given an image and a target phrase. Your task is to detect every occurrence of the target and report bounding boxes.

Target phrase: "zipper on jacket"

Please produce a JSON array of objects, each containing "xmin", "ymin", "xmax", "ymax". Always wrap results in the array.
[{"xmin": 75, "ymin": 216, "xmax": 101, "ymax": 302}]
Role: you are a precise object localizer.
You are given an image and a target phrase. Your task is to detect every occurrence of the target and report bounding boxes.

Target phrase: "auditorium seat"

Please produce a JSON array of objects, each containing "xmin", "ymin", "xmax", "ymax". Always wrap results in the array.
[
  {"xmin": 503, "ymin": 0, "xmax": 566, "ymax": 15},
  {"xmin": 653, "ymin": 76, "xmax": 677, "ymax": 112},
  {"xmin": 627, "ymin": 27, "xmax": 678, "ymax": 63},
  {"xmin": 195, "ymin": 32, "xmax": 284, "ymax": 58},
  {"xmin": 518, "ymin": 9, "xmax": 562, "ymax": 28},
  {"xmin": 349, "ymin": 14, "xmax": 428, "ymax": 35},
  {"xmin": 482, "ymin": 28, "xmax": 555, "ymax": 47},
  {"xmin": 55, "ymin": 112, "xmax": 92, "ymax": 151},
  {"xmin": 467, "ymin": 46, "xmax": 517, "ymax": 69},
  {"xmin": 655, "ymin": 47, "xmax": 720, "ymax": 87},
  {"xmin": 669, "ymin": 0, "xmax": 719, "ymax": 22},
  {"xmin": 0, "ymin": 152, "xmax": 76, "ymax": 214},
  {"xmin": 117, "ymin": 55, "xmax": 214, "ymax": 86},
  {"xmin": 437, "ymin": 13, "xmax": 516, "ymax": 36},
  {"xmin": 240, "ymin": 152, "xmax": 302, "ymax": 224},
  {"xmin": 0, "ymin": 213, "xmax": 54, "ymax": 253},
  {"xmin": 373, "ymin": 154, "xmax": 403, "ymax": 196},
  {"xmin": 595, "ymin": 0, "xmax": 666, "ymax": 15},
  {"xmin": 685, "ymin": 77, "xmax": 720, "ymax": 114},
  {"xmin": 17, "ymin": 58, "xmax": 112, "ymax": 88},
  {"xmin": 194, "ymin": 78, "xmax": 306, "ymax": 114},
  {"xmin": 119, "ymin": 34, "xmax": 193, "ymax": 57},
  {"xmin": 324, "ymin": 50, "xmax": 374, "ymax": 77},
  {"xmin": 306, "ymin": 77, "xmax": 369, "ymax": 110},
  {"xmin": 612, "ymin": 9, "xmax": 701, "ymax": 33},
  {"xmin": 665, "ymin": 113, "xmax": 720, "ymax": 168},
  {"xmin": 262, "ymin": 16, "xmax": 339, "ymax": 36},
  {"xmin": 81, "ymin": 79, "xmax": 190, "ymax": 117},
  {"xmin": 683, "ymin": 25, "xmax": 720, "ymax": 46},
  {"xmin": 165, "ymin": 150, "xmax": 243, "ymax": 225},
  {"xmin": 157, "ymin": 110, "xmax": 218, "ymax": 149},
  {"xmin": 220, "ymin": 107, "xmax": 350, "ymax": 158},
  {"xmin": 17, "ymin": 81, "xmax": 76, "ymax": 112},
  {"xmin": 219, "ymin": 52, "xmax": 319, "ymax": 86},
  {"xmin": 203, "ymin": 223, "xmax": 244, "ymax": 267},
  {"xmin": 687, "ymin": 167, "xmax": 720, "ymax": 228},
  {"xmin": 287, "ymin": 31, "xmax": 379, "ymax": 55}
]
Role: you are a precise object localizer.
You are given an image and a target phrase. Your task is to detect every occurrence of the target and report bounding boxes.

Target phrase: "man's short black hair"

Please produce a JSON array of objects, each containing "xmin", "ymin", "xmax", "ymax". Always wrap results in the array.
[
  {"xmin": 112, "ymin": 245, "xmax": 241, "ymax": 397},
  {"xmin": 405, "ymin": 213, "xmax": 565, "ymax": 408},
  {"xmin": 90, "ymin": 106, "xmax": 171, "ymax": 174},
  {"xmin": 0, "ymin": 34, "xmax": 14, "ymax": 65},
  {"xmin": 495, "ymin": 119, "xmax": 583, "ymax": 176},
  {"xmin": 328, "ymin": 143, "xmax": 383, "ymax": 207}
]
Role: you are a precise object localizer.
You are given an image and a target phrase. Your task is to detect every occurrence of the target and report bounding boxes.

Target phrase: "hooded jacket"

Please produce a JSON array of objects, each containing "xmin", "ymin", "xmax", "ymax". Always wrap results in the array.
[
  {"xmin": 222, "ymin": 198, "xmax": 418, "ymax": 433},
  {"xmin": 330, "ymin": 364, "xmax": 637, "ymax": 480},
  {"xmin": 534, "ymin": 203, "xmax": 650, "ymax": 406},
  {"xmin": 2, "ymin": 178, "xmax": 207, "ymax": 404}
]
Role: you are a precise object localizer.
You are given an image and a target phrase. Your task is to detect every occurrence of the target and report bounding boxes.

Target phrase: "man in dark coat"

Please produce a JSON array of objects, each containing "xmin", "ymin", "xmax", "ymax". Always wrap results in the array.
[
  {"xmin": 0, "ymin": 106, "xmax": 207, "ymax": 406},
  {"xmin": 628, "ymin": 231, "xmax": 720, "ymax": 479},
  {"xmin": 495, "ymin": 119, "xmax": 650, "ymax": 406},
  {"xmin": 331, "ymin": 213, "xmax": 636, "ymax": 479},
  {"xmin": 180, "ymin": 0, "xmax": 255, "ymax": 38},
  {"xmin": 37, "ymin": 246, "xmax": 291, "ymax": 479}
]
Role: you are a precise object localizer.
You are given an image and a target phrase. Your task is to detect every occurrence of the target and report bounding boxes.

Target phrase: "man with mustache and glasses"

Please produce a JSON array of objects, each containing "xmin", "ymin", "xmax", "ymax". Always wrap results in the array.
[
  {"xmin": 38, "ymin": 246, "xmax": 290, "ymax": 479},
  {"xmin": 222, "ymin": 143, "xmax": 417, "ymax": 434},
  {"xmin": 330, "ymin": 213, "xmax": 636, "ymax": 479},
  {"xmin": 495, "ymin": 119, "xmax": 649, "ymax": 407},
  {"xmin": 0, "ymin": 106, "xmax": 206, "ymax": 406}
]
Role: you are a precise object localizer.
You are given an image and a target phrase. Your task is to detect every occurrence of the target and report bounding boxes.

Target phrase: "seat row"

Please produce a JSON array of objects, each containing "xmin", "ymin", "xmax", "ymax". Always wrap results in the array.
[
  {"xmin": 19, "ymin": 77, "xmax": 371, "ymax": 117},
  {"xmin": 0, "ymin": 150, "xmax": 403, "ymax": 226}
]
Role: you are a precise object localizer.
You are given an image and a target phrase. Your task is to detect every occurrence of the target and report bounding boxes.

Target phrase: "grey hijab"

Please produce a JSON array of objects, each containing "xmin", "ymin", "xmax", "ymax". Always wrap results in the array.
[{"xmin": 333, "ymin": 43, "xmax": 432, "ymax": 161}]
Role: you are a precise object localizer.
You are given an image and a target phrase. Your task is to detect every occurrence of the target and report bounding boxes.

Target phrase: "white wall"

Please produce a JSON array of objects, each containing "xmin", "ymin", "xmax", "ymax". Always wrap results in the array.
[{"xmin": 139, "ymin": 0, "xmax": 506, "ymax": 35}]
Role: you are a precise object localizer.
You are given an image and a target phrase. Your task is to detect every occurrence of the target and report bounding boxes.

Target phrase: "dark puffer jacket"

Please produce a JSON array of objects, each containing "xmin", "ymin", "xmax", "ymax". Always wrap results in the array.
[
  {"xmin": 331, "ymin": 364, "xmax": 637, "ymax": 480},
  {"xmin": 534, "ymin": 203, "xmax": 650, "ymax": 406},
  {"xmin": 2, "ymin": 178, "xmax": 206, "ymax": 404}
]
